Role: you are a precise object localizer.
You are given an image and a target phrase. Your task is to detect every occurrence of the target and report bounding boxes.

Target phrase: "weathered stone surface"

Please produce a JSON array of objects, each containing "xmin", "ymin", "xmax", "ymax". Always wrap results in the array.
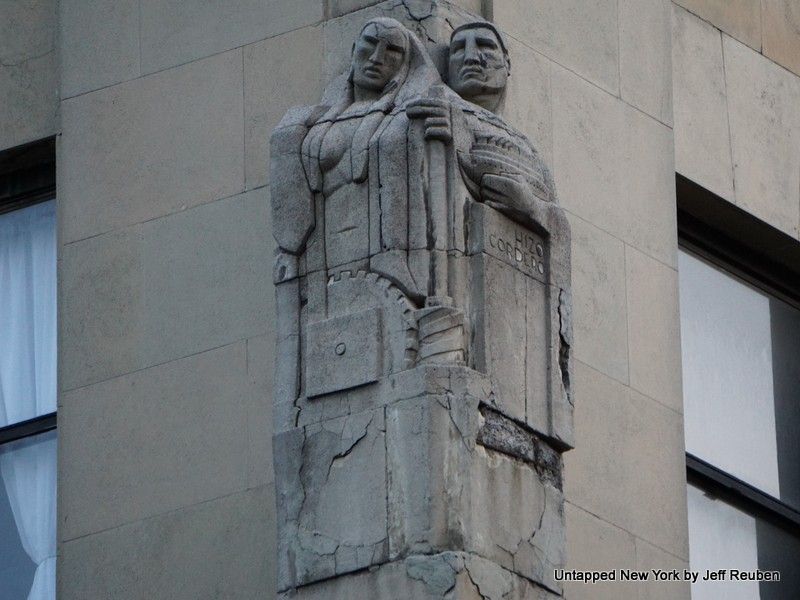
[
  {"xmin": 477, "ymin": 407, "xmax": 562, "ymax": 487},
  {"xmin": 59, "ymin": 343, "xmax": 251, "ymax": 541},
  {"xmin": 60, "ymin": 50, "xmax": 244, "ymax": 244},
  {"xmin": 620, "ymin": 0, "xmax": 673, "ymax": 125},
  {"xmin": 564, "ymin": 363, "xmax": 689, "ymax": 559},
  {"xmin": 552, "ymin": 66, "xmax": 677, "ymax": 268},
  {"xmin": 625, "ymin": 246, "xmax": 683, "ymax": 413},
  {"xmin": 60, "ymin": 0, "xmax": 139, "ymax": 98},
  {"xmin": 278, "ymin": 553, "xmax": 560, "ymax": 599},
  {"xmin": 493, "ymin": 0, "xmax": 619, "ymax": 95},
  {"xmin": 724, "ymin": 34, "xmax": 800, "ymax": 238},
  {"xmin": 59, "ymin": 485, "xmax": 275, "ymax": 600},
  {"xmin": 763, "ymin": 0, "xmax": 800, "ymax": 78},
  {"xmin": 465, "ymin": 446, "xmax": 564, "ymax": 593},
  {"xmin": 672, "ymin": 5, "xmax": 735, "ymax": 202},
  {"xmin": 140, "ymin": 0, "xmax": 324, "ymax": 74},
  {"xmin": 60, "ymin": 190, "xmax": 270, "ymax": 391},
  {"xmin": 275, "ymin": 410, "xmax": 388, "ymax": 589},
  {"xmin": 674, "ymin": 0, "xmax": 761, "ymax": 50}
]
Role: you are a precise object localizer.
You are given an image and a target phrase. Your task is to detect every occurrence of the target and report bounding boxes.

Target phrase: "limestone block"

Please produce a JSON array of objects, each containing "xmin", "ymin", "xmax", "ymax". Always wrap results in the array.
[
  {"xmin": 763, "ymin": 0, "xmax": 800, "ymax": 77},
  {"xmin": 625, "ymin": 246, "xmax": 683, "ymax": 414},
  {"xmin": 305, "ymin": 307, "xmax": 383, "ymax": 397},
  {"xmin": 59, "ymin": 226, "xmax": 143, "ymax": 391},
  {"xmin": 60, "ymin": 0, "xmax": 139, "ymax": 98},
  {"xmin": 386, "ymin": 388, "xmax": 565, "ymax": 592},
  {"xmin": 619, "ymin": 0, "xmax": 673, "ymax": 125},
  {"xmin": 274, "ymin": 410, "xmax": 388, "ymax": 590},
  {"xmin": 467, "ymin": 203, "xmax": 549, "ymax": 283},
  {"xmin": 564, "ymin": 363, "xmax": 689, "ymax": 559},
  {"xmin": 386, "ymin": 388, "xmax": 484, "ymax": 557},
  {"xmin": 493, "ymin": 0, "xmax": 619, "ymax": 95},
  {"xmin": 465, "ymin": 446, "xmax": 564, "ymax": 593},
  {"xmin": 244, "ymin": 25, "xmax": 324, "ymax": 190},
  {"xmin": 140, "ymin": 0, "xmax": 323, "ymax": 74},
  {"xmin": 671, "ymin": 6, "xmax": 734, "ymax": 202},
  {"xmin": 60, "ymin": 50, "xmax": 244, "ymax": 244},
  {"xmin": 568, "ymin": 217, "xmax": 628, "ymax": 384},
  {"xmin": 674, "ymin": 0, "xmax": 761, "ymax": 50},
  {"xmin": 59, "ymin": 342, "xmax": 251, "ymax": 541},
  {"xmin": 59, "ymin": 485, "xmax": 275, "ymax": 600},
  {"xmin": 470, "ymin": 254, "xmax": 528, "ymax": 422},
  {"xmin": 0, "ymin": 50, "xmax": 58, "ymax": 151},
  {"xmin": 635, "ymin": 537, "xmax": 691, "ymax": 600},
  {"xmin": 60, "ymin": 190, "xmax": 270, "ymax": 390},
  {"xmin": 563, "ymin": 502, "xmax": 637, "ymax": 600},
  {"xmin": 525, "ymin": 277, "xmax": 555, "ymax": 436},
  {"xmin": 724, "ymin": 34, "xmax": 800, "ymax": 238},
  {"xmin": 552, "ymin": 66, "xmax": 677, "ymax": 269}
]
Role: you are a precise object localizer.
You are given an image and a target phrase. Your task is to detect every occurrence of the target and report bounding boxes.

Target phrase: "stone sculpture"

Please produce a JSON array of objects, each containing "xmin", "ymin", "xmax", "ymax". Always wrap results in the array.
[{"xmin": 270, "ymin": 8, "xmax": 572, "ymax": 599}]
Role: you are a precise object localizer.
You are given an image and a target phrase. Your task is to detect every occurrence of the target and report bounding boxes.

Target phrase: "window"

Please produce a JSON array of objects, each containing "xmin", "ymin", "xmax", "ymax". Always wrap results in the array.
[
  {"xmin": 678, "ymin": 176, "xmax": 800, "ymax": 600},
  {"xmin": 0, "ymin": 139, "xmax": 57, "ymax": 600}
]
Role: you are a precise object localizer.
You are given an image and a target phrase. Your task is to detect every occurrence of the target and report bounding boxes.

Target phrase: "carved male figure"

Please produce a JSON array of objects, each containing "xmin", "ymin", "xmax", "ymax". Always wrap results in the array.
[{"xmin": 409, "ymin": 22, "xmax": 559, "ymax": 232}]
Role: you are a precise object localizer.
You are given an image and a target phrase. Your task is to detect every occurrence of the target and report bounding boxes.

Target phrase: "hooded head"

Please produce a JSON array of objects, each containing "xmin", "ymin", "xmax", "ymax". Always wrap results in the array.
[{"xmin": 303, "ymin": 19, "xmax": 441, "ymax": 188}]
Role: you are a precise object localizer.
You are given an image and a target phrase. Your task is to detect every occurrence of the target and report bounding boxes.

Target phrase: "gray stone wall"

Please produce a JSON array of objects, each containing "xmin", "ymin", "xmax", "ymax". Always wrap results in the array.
[
  {"xmin": 673, "ymin": 2, "xmax": 800, "ymax": 240},
  {"xmin": 0, "ymin": 0, "xmax": 58, "ymax": 151},
  {"xmin": 45, "ymin": 1, "xmax": 800, "ymax": 599}
]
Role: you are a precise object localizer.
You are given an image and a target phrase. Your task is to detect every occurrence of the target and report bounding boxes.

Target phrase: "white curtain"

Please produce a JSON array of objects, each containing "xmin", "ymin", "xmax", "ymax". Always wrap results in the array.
[{"xmin": 0, "ymin": 200, "xmax": 57, "ymax": 600}]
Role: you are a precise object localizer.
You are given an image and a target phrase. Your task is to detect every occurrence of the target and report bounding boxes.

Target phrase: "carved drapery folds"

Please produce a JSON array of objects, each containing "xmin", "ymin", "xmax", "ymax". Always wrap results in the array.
[{"xmin": 271, "ymin": 8, "xmax": 572, "ymax": 599}]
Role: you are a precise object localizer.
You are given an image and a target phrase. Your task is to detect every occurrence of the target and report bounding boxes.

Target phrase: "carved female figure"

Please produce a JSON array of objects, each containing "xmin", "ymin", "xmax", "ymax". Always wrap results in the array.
[{"xmin": 271, "ymin": 17, "xmax": 441, "ymax": 301}]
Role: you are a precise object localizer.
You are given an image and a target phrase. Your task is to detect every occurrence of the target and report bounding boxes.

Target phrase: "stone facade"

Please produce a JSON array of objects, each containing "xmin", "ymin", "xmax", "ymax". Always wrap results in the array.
[{"xmin": 0, "ymin": 0, "xmax": 797, "ymax": 598}]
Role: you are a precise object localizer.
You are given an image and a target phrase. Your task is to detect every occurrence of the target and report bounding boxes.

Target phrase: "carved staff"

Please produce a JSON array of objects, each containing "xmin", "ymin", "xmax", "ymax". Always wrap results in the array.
[{"xmin": 409, "ymin": 85, "xmax": 452, "ymax": 302}]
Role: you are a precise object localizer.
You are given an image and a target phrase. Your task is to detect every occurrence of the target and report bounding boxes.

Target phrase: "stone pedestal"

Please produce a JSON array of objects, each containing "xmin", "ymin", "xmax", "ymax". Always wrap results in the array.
[{"xmin": 274, "ymin": 366, "xmax": 565, "ymax": 599}]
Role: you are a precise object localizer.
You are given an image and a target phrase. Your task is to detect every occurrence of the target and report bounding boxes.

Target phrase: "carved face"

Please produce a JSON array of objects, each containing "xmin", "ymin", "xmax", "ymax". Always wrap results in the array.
[
  {"xmin": 448, "ymin": 27, "xmax": 509, "ymax": 101},
  {"xmin": 351, "ymin": 23, "xmax": 408, "ymax": 92}
]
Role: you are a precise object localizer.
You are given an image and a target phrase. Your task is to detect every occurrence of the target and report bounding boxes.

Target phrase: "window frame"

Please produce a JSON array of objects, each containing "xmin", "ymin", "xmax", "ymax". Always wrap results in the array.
[
  {"xmin": 678, "ymin": 173, "xmax": 800, "ymax": 543},
  {"xmin": 0, "ymin": 137, "xmax": 57, "ymax": 446}
]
